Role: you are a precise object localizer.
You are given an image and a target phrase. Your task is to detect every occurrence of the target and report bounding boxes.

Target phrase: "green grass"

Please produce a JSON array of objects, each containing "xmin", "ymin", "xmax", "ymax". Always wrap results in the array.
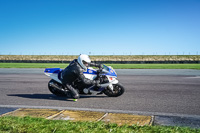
[
  {"xmin": 0, "ymin": 63, "xmax": 68, "ymax": 68},
  {"xmin": 106, "ymin": 64, "xmax": 200, "ymax": 69},
  {"xmin": 0, "ymin": 116, "xmax": 199, "ymax": 133},
  {"xmin": 0, "ymin": 63, "xmax": 200, "ymax": 69}
]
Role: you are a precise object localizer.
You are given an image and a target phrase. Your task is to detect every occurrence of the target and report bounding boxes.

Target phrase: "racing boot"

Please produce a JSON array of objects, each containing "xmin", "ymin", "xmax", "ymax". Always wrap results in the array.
[{"xmin": 65, "ymin": 84, "xmax": 80, "ymax": 99}]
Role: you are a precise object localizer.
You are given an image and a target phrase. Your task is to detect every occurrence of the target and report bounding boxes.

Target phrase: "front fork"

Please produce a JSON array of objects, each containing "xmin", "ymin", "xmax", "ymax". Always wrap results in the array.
[
  {"xmin": 102, "ymin": 78, "xmax": 119, "ymax": 92},
  {"xmin": 83, "ymin": 79, "xmax": 119, "ymax": 94}
]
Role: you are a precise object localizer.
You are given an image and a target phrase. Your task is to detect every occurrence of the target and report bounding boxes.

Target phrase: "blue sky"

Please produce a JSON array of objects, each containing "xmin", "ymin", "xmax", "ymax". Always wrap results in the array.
[{"xmin": 0, "ymin": 0, "xmax": 200, "ymax": 55}]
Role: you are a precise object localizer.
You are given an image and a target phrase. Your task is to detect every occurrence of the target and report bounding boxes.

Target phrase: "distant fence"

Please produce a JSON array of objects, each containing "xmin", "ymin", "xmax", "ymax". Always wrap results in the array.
[{"xmin": 0, "ymin": 60, "xmax": 200, "ymax": 64}]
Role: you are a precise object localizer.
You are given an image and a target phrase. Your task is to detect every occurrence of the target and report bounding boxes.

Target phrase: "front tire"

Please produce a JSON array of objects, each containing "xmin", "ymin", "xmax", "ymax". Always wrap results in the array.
[
  {"xmin": 103, "ymin": 83, "xmax": 125, "ymax": 97},
  {"xmin": 48, "ymin": 79, "xmax": 69, "ymax": 97}
]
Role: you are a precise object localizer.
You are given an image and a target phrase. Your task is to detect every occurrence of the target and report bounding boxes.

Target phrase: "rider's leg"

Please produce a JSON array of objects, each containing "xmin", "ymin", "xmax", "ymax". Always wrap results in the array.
[{"xmin": 65, "ymin": 84, "xmax": 80, "ymax": 99}]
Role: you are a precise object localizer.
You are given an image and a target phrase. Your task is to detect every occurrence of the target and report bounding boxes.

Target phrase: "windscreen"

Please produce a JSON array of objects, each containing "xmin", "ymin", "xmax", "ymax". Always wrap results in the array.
[{"xmin": 103, "ymin": 65, "xmax": 109, "ymax": 72}]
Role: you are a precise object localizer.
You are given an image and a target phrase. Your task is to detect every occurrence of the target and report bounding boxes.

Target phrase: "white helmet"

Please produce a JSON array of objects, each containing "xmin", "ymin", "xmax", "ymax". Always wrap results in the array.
[{"xmin": 77, "ymin": 54, "xmax": 91, "ymax": 70}]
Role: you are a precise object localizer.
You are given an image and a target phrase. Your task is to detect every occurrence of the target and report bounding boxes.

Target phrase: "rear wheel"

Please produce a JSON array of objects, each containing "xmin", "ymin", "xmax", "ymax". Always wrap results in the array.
[
  {"xmin": 48, "ymin": 79, "xmax": 69, "ymax": 97},
  {"xmin": 103, "ymin": 83, "xmax": 125, "ymax": 97}
]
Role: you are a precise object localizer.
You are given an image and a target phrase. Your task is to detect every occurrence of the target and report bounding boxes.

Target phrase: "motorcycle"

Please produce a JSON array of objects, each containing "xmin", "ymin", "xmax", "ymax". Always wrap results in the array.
[{"xmin": 44, "ymin": 65, "xmax": 125, "ymax": 97}]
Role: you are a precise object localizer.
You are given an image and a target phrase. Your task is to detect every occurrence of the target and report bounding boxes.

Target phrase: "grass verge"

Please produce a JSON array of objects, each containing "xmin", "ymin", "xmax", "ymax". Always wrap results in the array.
[
  {"xmin": 0, "ymin": 116, "xmax": 199, "ymax": 133},
  {"xmin": 0, "ymin": 63, "xmax": 200, "ymax": 69}
]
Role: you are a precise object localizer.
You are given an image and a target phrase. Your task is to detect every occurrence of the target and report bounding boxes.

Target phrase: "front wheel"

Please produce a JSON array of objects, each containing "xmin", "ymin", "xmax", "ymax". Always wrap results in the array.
[{"xmin": 103, "ymin": 83, "xmax": 125, "ymax": 97}]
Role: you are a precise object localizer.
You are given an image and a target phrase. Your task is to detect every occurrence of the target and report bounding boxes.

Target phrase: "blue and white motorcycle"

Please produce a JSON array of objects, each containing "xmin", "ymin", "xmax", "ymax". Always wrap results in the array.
[{"xmin": 44, "ymin": 65, "xmax": 125, "ymax": 97}]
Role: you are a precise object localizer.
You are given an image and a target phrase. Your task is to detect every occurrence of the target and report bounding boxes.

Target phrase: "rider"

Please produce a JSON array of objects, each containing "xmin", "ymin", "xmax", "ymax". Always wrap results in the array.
[{"xmin": 60, "ymin": 54, "xmax": 102, "ymax": 99}]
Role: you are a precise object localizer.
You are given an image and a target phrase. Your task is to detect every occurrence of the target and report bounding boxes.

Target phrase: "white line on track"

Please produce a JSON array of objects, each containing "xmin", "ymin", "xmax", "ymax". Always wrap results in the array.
[{"xmin": 185, "ymin": 76, "xmax": 200, "ymax": 79}]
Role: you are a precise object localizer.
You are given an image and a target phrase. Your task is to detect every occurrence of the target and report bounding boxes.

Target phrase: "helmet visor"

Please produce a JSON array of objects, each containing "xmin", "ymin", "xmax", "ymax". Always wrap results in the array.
[{"xmin": 83, "ymin": 60, "xmax": 89, "ymax": 67}]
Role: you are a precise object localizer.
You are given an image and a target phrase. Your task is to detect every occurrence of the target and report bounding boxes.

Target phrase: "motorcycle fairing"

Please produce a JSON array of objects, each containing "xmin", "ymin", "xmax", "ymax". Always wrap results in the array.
[
  {"xmin": 83, "ymin": 67, "xmax": 97, "ymax": 80},
  {"xmin": 102, "ymin": 65, "xmax": 117, "ymax": 77},
  {"xmin": 44, "ymin": 68, "xmax": 62, "ymax": 84},
  {"xmin": 44, "ymin": 68, "xmax": 63, "ymax": 74},
  {"xmin": 83, "ymin": 65, "xmax": 117, "ymax": 77},
  {"xmin": 83, "ymin": 68, "xmax": 97, "ymax": 75}
]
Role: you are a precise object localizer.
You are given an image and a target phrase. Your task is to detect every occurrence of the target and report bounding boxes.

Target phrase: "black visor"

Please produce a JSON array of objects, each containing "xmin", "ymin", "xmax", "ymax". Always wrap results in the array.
[{"xmin": 83, "ymin": 60, "xmax": 89, "ymax": 67}]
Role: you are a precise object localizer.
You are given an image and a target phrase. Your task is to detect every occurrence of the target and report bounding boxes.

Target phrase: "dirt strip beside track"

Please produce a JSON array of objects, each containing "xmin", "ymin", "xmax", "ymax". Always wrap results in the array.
[{"xmin": 1, "ymin": 108, "xmax": 152, "ymax": 126}]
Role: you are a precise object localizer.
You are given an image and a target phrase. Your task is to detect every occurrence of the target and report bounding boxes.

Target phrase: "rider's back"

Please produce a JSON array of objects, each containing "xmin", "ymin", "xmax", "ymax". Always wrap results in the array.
[{"xmin": 61, "ymin": 59, "xmax": 82, "ymax": 85}]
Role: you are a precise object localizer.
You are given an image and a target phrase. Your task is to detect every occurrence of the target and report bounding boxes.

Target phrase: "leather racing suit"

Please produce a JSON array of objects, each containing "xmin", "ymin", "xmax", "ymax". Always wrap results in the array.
[{"xmin": 61, "ymin": 59, "xmax": 101, "ymax": 99}]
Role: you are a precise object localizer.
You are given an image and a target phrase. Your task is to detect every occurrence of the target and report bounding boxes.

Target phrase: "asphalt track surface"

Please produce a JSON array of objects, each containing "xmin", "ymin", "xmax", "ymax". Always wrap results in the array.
[{"xmin": 0, "ymin": 68, "xmax": 200, "ymax": 117}]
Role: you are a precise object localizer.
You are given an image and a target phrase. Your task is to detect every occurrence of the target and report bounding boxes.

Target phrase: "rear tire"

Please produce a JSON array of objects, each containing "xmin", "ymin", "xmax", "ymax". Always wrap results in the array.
[
  {"xmin": 103, "ymin": 83, "xmax": 125, "ymax": 97},
  {"xmin": 48, "ymin": 79, "xmax": 69, "ymax": 97}
]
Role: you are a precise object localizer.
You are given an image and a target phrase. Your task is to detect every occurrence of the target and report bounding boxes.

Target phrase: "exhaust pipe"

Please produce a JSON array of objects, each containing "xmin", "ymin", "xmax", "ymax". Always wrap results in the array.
[{"xmin": 49, "ymin": 82, "xmax": 64, "ymax": 91}]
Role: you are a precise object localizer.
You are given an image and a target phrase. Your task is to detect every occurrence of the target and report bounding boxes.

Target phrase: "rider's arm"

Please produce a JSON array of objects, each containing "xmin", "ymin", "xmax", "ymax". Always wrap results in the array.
[
  {"xmin": 89, "ymin": 62, "xmax": 102, "ymax": 68},
  {"xmin": 79, "ymin": 72, "xmax": 96, "ymax": 85},
  {"xmin": 76, "ymin": 69, "xmax": 99, "ymax": 86}
]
